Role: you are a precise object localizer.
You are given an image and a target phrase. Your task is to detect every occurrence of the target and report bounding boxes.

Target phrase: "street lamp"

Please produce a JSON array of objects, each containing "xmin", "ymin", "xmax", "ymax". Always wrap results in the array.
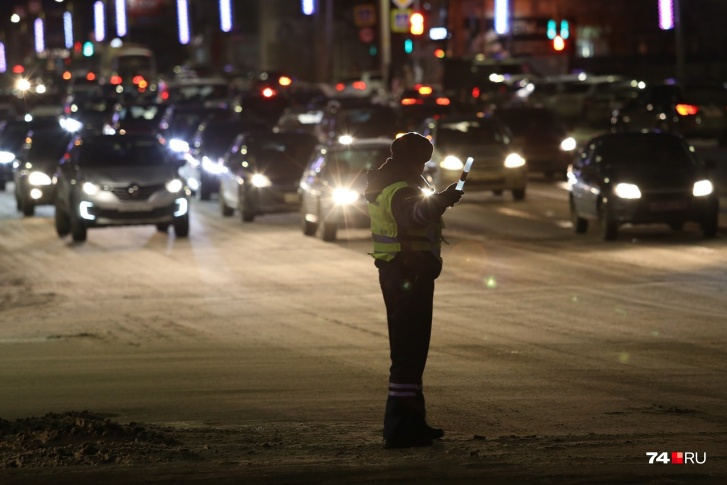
[
  {"xmin": 94, "ymin": 1, "xmax": 106, "ymax": 42},
  {"xmin": 116, "ymin": 0, "xmax": 128, "ymax": 37},
  {"xmin": 177, "ymin": 0, "xmax": 191, "ymax": 45}
]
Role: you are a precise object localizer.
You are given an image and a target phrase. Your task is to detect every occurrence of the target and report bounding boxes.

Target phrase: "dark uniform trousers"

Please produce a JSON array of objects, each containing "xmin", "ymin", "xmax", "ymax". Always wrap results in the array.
[{"xmin": 377, "ymin": 256, "xmax": 438, "ymax": 440}]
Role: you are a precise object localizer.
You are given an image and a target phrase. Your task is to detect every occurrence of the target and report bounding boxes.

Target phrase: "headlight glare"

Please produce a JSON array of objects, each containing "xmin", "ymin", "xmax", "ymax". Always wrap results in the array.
[
  {"xmin": 504, "ymin": 153, "xmax": 526, "ymax": 168},
  {"xmin": 560, "ymin": 137, "xmax": 577, "ymax": 151},
  {"xmin": 0, "ymin": 151, "xmax": 15, "ymax": 164},
  {"xmin": 251, "ymin": 173, "xmax": 272, "ymax": 188},
  {"xmin": 82, "ymin": 182, "xmax": 100, "ymax": 195},
  {"xmin": 693, "ymin": 180, "xmax": 713, "ymax": 197},
  {"xmin": 332, "ymin": 188, "xmax": 359, "ymax": 205},
  {"xmin": 169, "ymin": 138, "xmax": 189, "ymax": 153},
  {"xmin": 440, "ymin": 155, "xmax": 464, "ymax": 171},
  {"xmin": 201, "ymin": 156, "xmax": 225, "ymax": 174},
  {"xmin": 166, "ymin": 179, "xmax": 184, "ymax": 193},
  {"xmin": 28, "ymin": 171, "xmax": 52, "ymax": 186},
  {"xmin": 614, "ymin": 183, "xmax": 641, "ymax": 199}
]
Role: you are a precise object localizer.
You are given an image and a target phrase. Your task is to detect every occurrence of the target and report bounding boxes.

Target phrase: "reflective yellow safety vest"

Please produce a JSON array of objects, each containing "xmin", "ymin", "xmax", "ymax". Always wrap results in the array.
[{"xmin": 368, "ymin": 181, "xmax": 443, "ymax": 262}]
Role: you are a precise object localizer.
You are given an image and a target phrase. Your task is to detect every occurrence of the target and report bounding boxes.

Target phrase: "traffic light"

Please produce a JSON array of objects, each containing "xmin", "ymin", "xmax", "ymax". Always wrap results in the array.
[
  {"xmin": 547, "ymin": 20, "xmax": 557, "ymax": 40},
  {"xmin": 410, "ymin": 12, "xmax": 424, "ymax": 36},
  {"xmin": 82, "ymin": 41, "xmax": 94, "ymax": 57},
  {"xmin": 404, "ymin": 39, "xmax": 413, "ymax": 54},
  {"xmin": 553, "ymin": 35, "xmax": 565, "ymax": 51},
  {"xmin": 560, "ymin": 20, "xmax": 570, "ymax": 40}
]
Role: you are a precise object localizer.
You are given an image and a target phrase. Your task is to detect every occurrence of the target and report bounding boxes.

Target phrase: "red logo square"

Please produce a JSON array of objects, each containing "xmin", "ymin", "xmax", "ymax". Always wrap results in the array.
[{"xmin": 672, "ymin": 452, "xmax": 684, "ymax": 464}]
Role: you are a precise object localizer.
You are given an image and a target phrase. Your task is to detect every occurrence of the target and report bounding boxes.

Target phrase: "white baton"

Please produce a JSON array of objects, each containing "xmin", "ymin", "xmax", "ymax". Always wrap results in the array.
[{"xmin": 455, "ymin": 157, "xmax": 474, "ymax": 191}]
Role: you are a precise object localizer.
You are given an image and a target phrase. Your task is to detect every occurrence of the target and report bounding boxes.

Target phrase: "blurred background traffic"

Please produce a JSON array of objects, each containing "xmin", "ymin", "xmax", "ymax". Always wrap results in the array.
[{"xmin": 0, "ymin": 0, "xmax": 726, "ymax": 242}]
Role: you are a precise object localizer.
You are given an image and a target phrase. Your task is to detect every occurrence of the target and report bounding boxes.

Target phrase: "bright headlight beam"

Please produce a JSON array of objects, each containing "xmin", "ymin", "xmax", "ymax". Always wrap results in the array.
[
  {"xmin": 28, "ymin": 171, "xmax": 52, "ymax": 186},
  {"xmin": 82, "ymin": 182, "xmax": 100, "ymax": 195},
  {"xmin": 504, "ymin": 153, "xmax": 525, "ymax": 168},
  {"xmin": 440, "ymin": 155, "xmax": 464, "ymax": 171},
  {"xmin": 332, "ymin": 188, "xmax": 358, "ymax": 205},
  {"xmin": 0, "ymin": 151, "xmax": 15, "ymax": 164},
  {"xmin": 614, "ymin": 183, "xmax": 641, "ymax": 199},
  {"xmin": 693, "ymin": 180, "xmax": 713, "ymax": 197},
  {"xmin": 560, "ymin": 137, "xmax": 577, "ymax": 151},
  {"xmin": 251, "ymin": 173, "xmax": 271, "ymax": 188},
  {"xmin": 166, "ymin": 179, "xmax": 184, "ymax": 193}
]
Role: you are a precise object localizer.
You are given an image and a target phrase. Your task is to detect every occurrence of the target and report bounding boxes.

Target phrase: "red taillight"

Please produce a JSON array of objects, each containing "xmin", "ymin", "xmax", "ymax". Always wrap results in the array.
[
  {"xmin": 676, "ymin": 104, "xmax": 699, "ymax": 116},
  {"xmin": 418, "ymin": 86, "xmax": 433, "ymax": 95},
  {"xmin": 110, "ymin": 75, "xmax": 122, "ymax": 85},
  {"xmin": 63, "ymin": 71, "xmax": 72, "ymax": 80},
  {"xmin": 335, "ymin": 83, "xmax": 345, "ymax": 91},
  {"xmin": 401, "ymin": 98, "xmax": 418, "ymax": 106},
  {"xmin": 352, "ymin": 81, "xmax": 366, "ymax": 90},
  {"xmin": 472, "ymin": 87, "xmax": 480, "ymax": 98},
  {"xmin": 161, "ymin": 91, "xmax": 170, "ymax": 100},
  {"xmin": 132, "ymin": 75, "xmax": 144, "ymax": 84},
  {"xmin": 436, "ymin": 97, "xmax": 450, "ymax": 106},
  {"xmin": 12, "ymin": 65, "xmax": 24, "ymax": 74},
  {"xmin": 262, "ymin": 87, "xmax": 276, "ymax": 98},
  {"xmin": 86, "ymin": 72, "xmax": 96, "ymax": 81}
]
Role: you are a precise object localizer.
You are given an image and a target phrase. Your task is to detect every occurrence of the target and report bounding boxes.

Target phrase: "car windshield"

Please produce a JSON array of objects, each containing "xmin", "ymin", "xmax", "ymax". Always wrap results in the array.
[
  {"xmin": 119, "ymin": 105, "xmax": 165, "ymax": 122},
  {"xmin": 201, "ymin": 122, "xmax": 261, "ymax": 157},
  {"xmin": 325, "ymin": 147, "xmax": 389, "ymax": 180},
  {"xmin": 496, "ymin": 109, "xmax": 565, "ymax": 136},
  {"xmin": 247, "ymin": 134, "xmax": 317, "ymax": 172},
  {"xmin": 437, "ymin": 120, "xmax": 505, "ymax": 147},
  {"xmin": 78, "ymin": 137, "xmax": 168, "ymax": 166},
  {"xmin": 29, "ymin": 130, "xmax": 72, "ymax": 160},
  {"xmin": 596, "ymin": 135, "xmax": 697, "ymax": 168},
  {"xmin": 339, "ymin": 108, "xmax": 398, "ymax": 137}
]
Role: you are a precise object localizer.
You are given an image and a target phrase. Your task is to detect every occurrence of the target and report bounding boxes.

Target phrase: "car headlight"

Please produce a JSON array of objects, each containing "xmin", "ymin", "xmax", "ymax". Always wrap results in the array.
[
  {"xmin": 332, "ymin": 187, "xmax": 359, "ymax": 205},
  {"xmin": 82, "ymin": 182, "xmax": 100, "ymax": 195},
  {"xmin": 35, "ymin": 83, "xmax": 47, "ymax": 94},
  {"xmin": 201, "ymin": 156, "xmax": 225, "ymax": 174},
  {"xmin": 0, "ymin": 151, "xmax": 15, "ymax": 164},
  {"xmin": 16, "ymin": 78, "xmax": 31, "ymax": 92},
  {"xmin": 28, "ymin": 171, "xmax": 52, "ymax": 186},
  {"xmin": 504, "ymin": 153, "xmax": 526, "ymax": 168},
  {"xmin": 169, "ymin": 138, "xmax": 189, "ymax": 153},
  {"xmin": 560, "ymin": 137, "xmax": 577, "ymax": 151},
  {"xmin": 614, "ymin": 183, "xmax": 641, "ymax": 199},
  {"xmin": 63, "ymin": 118, "xmax": 84, "ymax": 133},
  {"xmin": 251, "ymin": 173, "xmax": 272, "ymax": 188},
  {"xmin": 440, "ymin": 155, "xmax": 464, "ymax": 171},
  {"xmin": 693, "ymin": 180, "xmax": 713, "ymax": 197},
  {"xmin": 338, "ymin": 134, "xmax": 354, "ymax": 145},
  {"xmin": 166, "ymin": 179, "xmax": 184, "ymax": 193}
]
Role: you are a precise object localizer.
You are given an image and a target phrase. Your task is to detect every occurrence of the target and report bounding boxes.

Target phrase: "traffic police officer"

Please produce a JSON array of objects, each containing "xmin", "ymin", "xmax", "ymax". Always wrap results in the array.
[{"xmin": 364, "ymin": 132, "xmax": 464, "ymax": 448}]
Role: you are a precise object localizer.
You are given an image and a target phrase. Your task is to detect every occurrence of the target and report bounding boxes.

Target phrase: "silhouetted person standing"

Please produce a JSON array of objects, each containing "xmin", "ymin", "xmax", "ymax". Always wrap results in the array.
[{"xmin": 365, "ymin": 133, "xmax": 464, "ymax": 448}]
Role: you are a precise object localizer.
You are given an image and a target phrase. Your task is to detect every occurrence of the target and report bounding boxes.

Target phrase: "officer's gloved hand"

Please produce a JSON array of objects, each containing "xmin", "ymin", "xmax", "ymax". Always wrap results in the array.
[{"xmin": 436, "ymin": 183, "xmax": 464, "ymax": 207}]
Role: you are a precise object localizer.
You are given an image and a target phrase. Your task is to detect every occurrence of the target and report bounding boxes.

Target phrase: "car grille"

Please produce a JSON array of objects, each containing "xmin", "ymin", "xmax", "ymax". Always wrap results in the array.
[{"xmin": 109, "ymin": 184, "xmax": 165, "ymax": 201}]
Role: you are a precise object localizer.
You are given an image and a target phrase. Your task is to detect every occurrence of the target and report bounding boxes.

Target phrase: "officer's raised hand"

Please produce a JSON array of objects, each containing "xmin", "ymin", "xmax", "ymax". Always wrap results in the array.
[{"xmin": 435, "ymin": 183, "xmax": 464, "ymax": 207}]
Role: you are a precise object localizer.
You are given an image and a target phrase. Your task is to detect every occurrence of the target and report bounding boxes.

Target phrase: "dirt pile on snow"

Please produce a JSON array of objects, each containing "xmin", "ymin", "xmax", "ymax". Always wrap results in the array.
[{"xmin": 0, "ymin": 411, "xmax": 195, "ymax": 468}]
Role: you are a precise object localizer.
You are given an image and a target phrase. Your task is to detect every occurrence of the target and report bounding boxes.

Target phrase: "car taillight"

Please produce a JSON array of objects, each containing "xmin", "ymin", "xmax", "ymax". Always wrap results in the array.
[
  {"xmin": 472, "ymin": 87, "xmax": 480, "ymax": 98},
  {"xmin": 352, "ymin": 81, "xmax": 366, "ymax": 90},
  {"xmin": 676, "ymin": 104, "xmax": 699, "ymax": 116},
  {"xmin": 110, "ymin": 75, "xmax": 122, "ymax": 85},
  {"xmin": 418, "ymin": 86, "xmax": 433, "ymax": 95},
  {"xmin": 401, "ymin": 98, "xmax": 417, "ymax": 105},
  {"xmin": 436, "ymin": 97, "xmax": 450, "ymax": 106},
  {"xmin": 335, "ymin": 83, "xmax": 345, "ymax": 91},
  {"xmin": 262, "ymin": 87, "xmax": 277, "ymax": 98}
]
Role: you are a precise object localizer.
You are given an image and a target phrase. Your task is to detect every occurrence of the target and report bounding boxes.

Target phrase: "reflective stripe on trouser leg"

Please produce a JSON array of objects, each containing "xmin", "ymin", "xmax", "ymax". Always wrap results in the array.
[{"xmin": 388, "ymin": 382, "xmax": 421, "ymax": 397}]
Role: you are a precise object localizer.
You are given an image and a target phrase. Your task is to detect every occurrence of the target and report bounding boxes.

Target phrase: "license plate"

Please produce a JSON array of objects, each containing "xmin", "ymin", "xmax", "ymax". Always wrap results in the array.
[
  {"xmin": 284, "ymin": 192, "xmax": 299, "ymax": 203},
  {"xmin": 649, "ymin": 201, "xmax": 687, "ymax": 212},
  {"xmin": 117, "ymin": 202, "xmax": 153, "ymax": 212}
]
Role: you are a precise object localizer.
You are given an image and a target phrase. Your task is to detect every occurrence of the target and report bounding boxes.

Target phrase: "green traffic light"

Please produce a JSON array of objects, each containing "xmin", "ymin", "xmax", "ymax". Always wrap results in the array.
[
  {"xmin": 404, "ymin": 39, "xmax": 413, "ymax": 54},
  {"xmin": 82, "ymin": 41, "xmax": 94, "ymax": 57}
]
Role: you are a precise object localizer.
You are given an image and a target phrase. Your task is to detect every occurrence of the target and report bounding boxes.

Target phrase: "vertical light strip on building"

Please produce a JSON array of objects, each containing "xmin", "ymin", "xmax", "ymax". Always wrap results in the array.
[
  {"xmin": 116, "ymin": 0, "xmax": 128, "ymax": 37},
  {"xmin": 0, "ymin": 43, "xmax": 6, "ymax": 73},
  {"xmin": 94, "ymin": 1, "xmax": 106, "ymax": 42},
  {"xmin": 219, "ymin": 0, "xmax": 232, "ymax": 32},
  {"xmin": 658, "ymin": 0, "xmax": 674, "ymax": 30},
  {"xmin": 34, "ymin": 18, "xmax": 45, "ymax": 53},
  {"xmin": 63, "ymin": 12, "xmax": 74, "ymax": 49},
  {"xmin": 302, "ymin": 0, "xmax": 315, "ymax": 16},
  {"xmin": 494, "ymin": 0, "xmax": 509, "ymax": 35},
  {"xmin": 177, "ymin": 0, "xmax": 190, "ymax": 44}
]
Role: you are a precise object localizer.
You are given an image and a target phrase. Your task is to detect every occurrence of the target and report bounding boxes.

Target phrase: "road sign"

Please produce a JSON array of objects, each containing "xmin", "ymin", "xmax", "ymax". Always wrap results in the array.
[
  {"xmin": 392, "ymin": 0, "xmax": 414, "ymax": 8},
  {"xmin": 391, "ymin": 9, "xmax": 412, "ymax": 33},
  {"xmin": 354, "ymin": 5, "xmax": 376, "ymax": 28},
  {"xmin": 359, "ymin": 27, "xmax": 375, "ymax": 44}
]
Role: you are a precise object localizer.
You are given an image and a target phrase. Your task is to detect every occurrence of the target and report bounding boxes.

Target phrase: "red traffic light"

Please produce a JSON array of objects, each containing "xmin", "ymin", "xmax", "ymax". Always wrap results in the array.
[{"xmin": 410, "ymin": 12, "xmax": 424, "ymax": 36}]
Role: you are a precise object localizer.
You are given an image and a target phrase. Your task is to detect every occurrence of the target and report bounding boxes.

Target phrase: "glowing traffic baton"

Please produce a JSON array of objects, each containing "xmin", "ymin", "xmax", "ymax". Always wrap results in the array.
[{"xmin": 455, "ymin": 157, "xmax": 474, "ymax": 191}]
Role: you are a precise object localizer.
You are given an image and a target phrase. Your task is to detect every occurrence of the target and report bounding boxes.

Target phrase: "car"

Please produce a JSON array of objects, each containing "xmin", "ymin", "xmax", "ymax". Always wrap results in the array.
[
  {"xmin": 13, "ymin": 127, "xmax": 73, "ymax": 216},
  {"xmin": 582, "ymin": 79, "xmax": 644, "ymax": 127},
  {"xmin": 104, "ymin": 101, "xmax": 170, "ymax": 135},
  {"xmin": 398, "ymin": 85, "xmax": 452, "ymax": 132},
  {"xmin": 493, "ymin": 106, "xmax": 576, "ymax": 178},
  {"xmin": 54, "ymin": 134, "xmax": 191, "ymax": 242},
  {"xmin": 218, "ymin": 131, "xmax": 318, "ymax": 222},
  {"xmin": 418, "ymin": 114, "xmax": 527, "ymax": 200},
  {"xmin": 611, "ymin": 83, "xmax": 727, "ymax": 145},
  {"xmin": 567, "ymin": 132, "xmax": 719, "ymax": 240},
  {"xmin": 158, "ymin": 77, "xmax": 232, "ymax": 105},
  {"xmin": 179, "ymin": 116, "xmax": 270, "ymax": 200},
  {"xmin": 159, "ymin": 102, "xmax": 236, "ymax": 155},
  {"xmin": 0, "ymin": 120, "xmax": 30, "ymax": 191},
  {"xmin": 299, "ymin": 138, "xmax": 391, "ymax": 242}
]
